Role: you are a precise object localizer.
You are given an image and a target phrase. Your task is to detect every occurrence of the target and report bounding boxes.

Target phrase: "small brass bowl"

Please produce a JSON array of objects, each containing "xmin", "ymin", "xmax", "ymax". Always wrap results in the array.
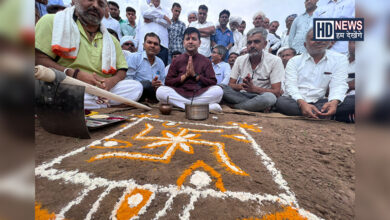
[{"xmin": 159, "ymin": 103, "xmax": 172, "ymax": 115}]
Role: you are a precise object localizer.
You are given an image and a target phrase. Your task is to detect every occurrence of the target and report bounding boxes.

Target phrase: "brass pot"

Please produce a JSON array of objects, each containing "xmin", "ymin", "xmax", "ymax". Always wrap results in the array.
[
  {"xmin": 185, "ymin": 103, "xmax": 209, "ymax": 120},
  {"xmin": 159, "ymin": 103, "xmax": 172, "ymax": 115}
]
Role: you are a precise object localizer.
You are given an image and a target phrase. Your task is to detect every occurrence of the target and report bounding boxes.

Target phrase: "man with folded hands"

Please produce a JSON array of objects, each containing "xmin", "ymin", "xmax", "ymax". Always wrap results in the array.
[{"xmin": 221, "ymin": 27, "xmax": 284, "ymax": 112}]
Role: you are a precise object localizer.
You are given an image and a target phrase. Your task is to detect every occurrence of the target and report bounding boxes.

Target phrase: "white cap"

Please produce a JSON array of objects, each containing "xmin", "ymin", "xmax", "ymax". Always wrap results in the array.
[{"xmin": 120, "ymin": 35, "xmax": 138, "ymax": 48}]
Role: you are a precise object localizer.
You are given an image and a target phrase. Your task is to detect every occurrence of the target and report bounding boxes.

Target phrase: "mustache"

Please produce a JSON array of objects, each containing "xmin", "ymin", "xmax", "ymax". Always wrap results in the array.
[
  {"xmin": 249, "ymin": 48, "xmax": 260, "ymax": 53},
  {"xmin": 86, "ymin": 7, "xmax": 100, "ymax": 16}
]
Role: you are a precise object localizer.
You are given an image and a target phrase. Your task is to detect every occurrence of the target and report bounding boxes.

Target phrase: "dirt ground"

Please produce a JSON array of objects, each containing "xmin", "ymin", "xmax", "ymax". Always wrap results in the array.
[{"xmin": 35, "ymin": 106, "xmax": 355, "ymax": 220}]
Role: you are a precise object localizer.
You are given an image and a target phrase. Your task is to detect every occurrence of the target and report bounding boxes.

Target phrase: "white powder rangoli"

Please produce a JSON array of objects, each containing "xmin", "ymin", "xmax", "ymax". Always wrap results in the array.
[{"xmin": 35, "ymin": 117, "xmax": 323, "ymax": 220}]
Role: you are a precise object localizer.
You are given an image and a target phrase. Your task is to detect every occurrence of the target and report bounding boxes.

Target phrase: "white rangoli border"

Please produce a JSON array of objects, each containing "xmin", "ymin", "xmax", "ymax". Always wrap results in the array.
[{"xmin": 35, "ymin": 117, "xmax": 323, "ymax": 220}]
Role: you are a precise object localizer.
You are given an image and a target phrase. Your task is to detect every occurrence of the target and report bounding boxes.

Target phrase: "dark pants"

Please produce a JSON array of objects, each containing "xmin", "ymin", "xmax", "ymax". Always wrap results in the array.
[
  {"xmin": 221, "ymin": 84, "xmax": 277, "ymax": 112},
  {"xmin": 276, "ymin": 95, "xmax": 355, "ymax": 123},
  {"xmin": 139, "ymin": 80, "xmax": 157, "ymax": 102},
  {"xmin": 157, "ymin": 46, "xmax": 169, "ymax": 66}
]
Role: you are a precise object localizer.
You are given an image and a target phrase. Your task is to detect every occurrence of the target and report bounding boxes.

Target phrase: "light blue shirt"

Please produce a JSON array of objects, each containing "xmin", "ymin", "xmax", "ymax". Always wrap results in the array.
[
  {"xmin": 36, "ymin": 0, "xmax": 64, "ymax": 16},
  {"xmin": 126, "ymin": 51, "xmax": 166, "ymax": 83},
  {"xmin": 212, "ymin": 61, "xmax": 231, "ymax": 85},
  {"xmin": 120, "ymin": 20, "xmax": 137, "ymax": 37},
  {"xmin": 288, "ymin": 12, "xmax": 315, "ymax": 54},
  {"xmin": 314, "ymin": 0, "xmax": 355, "ymax": 54}
]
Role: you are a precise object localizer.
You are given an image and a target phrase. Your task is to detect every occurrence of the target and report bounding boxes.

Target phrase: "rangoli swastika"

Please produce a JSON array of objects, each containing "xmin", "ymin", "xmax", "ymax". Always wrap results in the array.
[
  {"xmin": 35, "ymin": 117, "xmax": 324, "ymax": 220},
  {"xmin": 88, "ymin": 123, "xmax": 248, "ymax": 176}
]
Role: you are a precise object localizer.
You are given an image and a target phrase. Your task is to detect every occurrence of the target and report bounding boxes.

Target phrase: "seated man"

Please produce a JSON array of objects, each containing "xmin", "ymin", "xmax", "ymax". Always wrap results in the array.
[
  {"xmin": 211, "ymin": 45, "xmax": 231, "ymax": 85},
  {"xmin": 221, "ymin": 27, "xmax": 284, "ymax": 112},
  {"xmin": 156, "ymin": 27, "xmax": 223, "ymax": 112},
  {"xmin": 228, "ymin": 52, "xmax": 239, "ymax": 69},
  {"xmin": 277, "ymin": 47, "xmax": 297, "ymax": 68},
  {"xmin": 126, "ymin": 32, "xmax": 165, "ymax": 101},
  {"xmin": 120, "ymin": 35, "xmax": 137, "ymax": 53},
  {"xmin": 35, "ymin": 0, "xmax": 143, "ymax": 109},
  {"xmin": 165, "ymin": 50, "xmax": 182, "ymax": 76},
  {"xmin": 276, "ymin": 29, "xmax": 355, "ymax": 122},
  {"xmin": 346, "ymin": 41, "xmax": 355, "ymax": 96}
]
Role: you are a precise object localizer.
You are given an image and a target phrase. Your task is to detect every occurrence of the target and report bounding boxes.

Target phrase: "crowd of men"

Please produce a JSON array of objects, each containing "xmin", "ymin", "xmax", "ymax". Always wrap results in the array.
[{"xmin": 35, "ymin": 0, "xmax": 355, "ymax": 123}]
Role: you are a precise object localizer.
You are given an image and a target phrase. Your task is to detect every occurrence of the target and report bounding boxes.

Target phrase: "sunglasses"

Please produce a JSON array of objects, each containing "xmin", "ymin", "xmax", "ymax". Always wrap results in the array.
[{"xmin": 124, "ymin": 42, "xmax": 134, "ymax": 47}]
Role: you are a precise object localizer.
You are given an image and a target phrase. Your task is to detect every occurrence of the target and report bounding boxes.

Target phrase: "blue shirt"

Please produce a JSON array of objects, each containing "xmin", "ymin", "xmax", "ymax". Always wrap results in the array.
[
  {"xmin": 211, "ymin": 27, "xmax": 234, "ymax": 62},
  {"xmin": 125, "ymin": 51, "xmax": 166, "ymax": 83},
  {"xmin": 36, "ymin": 0, "xmax": 64, "ymax": 17}
]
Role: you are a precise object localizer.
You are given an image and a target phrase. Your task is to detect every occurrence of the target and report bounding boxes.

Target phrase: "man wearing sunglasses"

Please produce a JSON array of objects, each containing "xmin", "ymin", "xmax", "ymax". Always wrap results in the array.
[
  {"xmin": 221, "ymin": 27, "xmax": 284, "ymax": 112},
  {"xmin": 120, "ymin": 36, "xmax": 137, "ymax": 53}
]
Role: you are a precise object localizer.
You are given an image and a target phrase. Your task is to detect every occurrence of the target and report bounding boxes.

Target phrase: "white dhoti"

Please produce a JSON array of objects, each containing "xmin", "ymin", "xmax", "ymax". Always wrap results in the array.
[
  {"xmin": 156, "ymin": 85, "xmax": 223, "ymax": 112},
  {"xmin": 84, "ymin": 79, "xmax": 143, "ymax": 109}
]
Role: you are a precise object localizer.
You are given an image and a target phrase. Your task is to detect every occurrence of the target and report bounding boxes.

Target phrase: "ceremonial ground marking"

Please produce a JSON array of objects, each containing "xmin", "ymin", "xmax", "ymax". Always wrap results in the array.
[{"xmin": 35, "ymin": 115, "xmax": 323, "ymax": 220}]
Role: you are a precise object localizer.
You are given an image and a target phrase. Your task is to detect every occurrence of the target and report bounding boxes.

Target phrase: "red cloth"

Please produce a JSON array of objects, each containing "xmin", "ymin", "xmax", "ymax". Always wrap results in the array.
[{"xmin": 165, "ymin": 53, "xmax": 217, "ymax": 98}]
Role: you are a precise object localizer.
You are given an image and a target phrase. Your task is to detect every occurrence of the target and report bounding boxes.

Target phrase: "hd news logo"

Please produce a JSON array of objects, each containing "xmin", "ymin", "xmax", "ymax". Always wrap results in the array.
[{"xmin": 313, "ymin": 18, "xmax": 364, "ymax": 41}]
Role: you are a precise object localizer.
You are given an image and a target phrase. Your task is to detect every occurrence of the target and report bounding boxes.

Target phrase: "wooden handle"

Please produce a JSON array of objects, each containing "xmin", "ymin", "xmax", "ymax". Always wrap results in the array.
[{"xmin": 34, "ymin": 65, "xmax": 151, "ymax": 110}]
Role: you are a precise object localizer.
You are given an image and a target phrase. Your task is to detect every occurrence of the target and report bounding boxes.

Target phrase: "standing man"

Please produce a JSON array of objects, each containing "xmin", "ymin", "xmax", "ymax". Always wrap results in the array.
[
  {"xmin": 156, "ymin": 27, "xmax": 223, "ymax": 112},
  {"xmin": 280, "ymin": 14, "xmax": 297, "ymax": 48},
  {"xmin": 108, "ymin": 1, "xmax": 121, "ymax": 21},
  {"xmin": 221, "ymin": 28, "xmax": 284, "ymax": 112},
  {"xmin": 189, "ymin": 5, "xmax": 215, "ymax": 58},
  {"xmin": 211, "ymin": 10, "xmax": 234, "ymax": 62},
  {"xmin": 168, "ymin": 3, "xmax": 186, "ymax": 62},
  {"xmin": 253, "ymin": 11, "xmax": 266, "ymax": 28},
  {"xmin": 120, "ymin": 7, "xmax": 137, "ymax": 37},
  {"xmin": 137, "ymin": 0, "xmax": 171, "ymax": 66},
  {"xmin": 240, "ymin": 11, "xmax": 266, "ymax": 52},
  {"xmin": 126, "ymin": 33, "xmax": 165, "ymax": 101},
  {"xmin": 187, "ymin": 11, "xmax": 197, "ymax": 26},
  {"xmin": 228, "ymin": 16, "xmax": 244, "ymax": 55},
  {"xmin": 263, "ymin": 17, "xmax": 270, "ymax": 30},
  {"xmin": 35, "ymin": 0, "xmax": 143, "ymax": 109},
  {"xmin": 267, "ymin": 21, "xmax": 281, "ymax": 54},
  {"xmin": 314, "ymin": 0, "xmax": 355, "ymax": 55},
  {"xmin": 289, "ymin": 0, "xmax": 318, "ymax": 54},
  {"xmin": 102, "ymin": 5, "xmax": 122, "ymax": 39},
  {"xmin": 238, "ymin": 20, "xmax": 246, "ymax": 35},
  {"xmin": 276, "ymin": 29, "xmax": 354, "ymax": 122}
]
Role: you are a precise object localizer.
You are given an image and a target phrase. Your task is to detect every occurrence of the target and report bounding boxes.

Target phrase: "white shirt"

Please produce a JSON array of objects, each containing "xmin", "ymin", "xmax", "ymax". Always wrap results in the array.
[
  {"xmin": 229, "ymin": 30, "xmax": 244, "ymax": 54},
  {"xmin": 314, "ymin": 0, "xmax": 355, "ymax": 54},
  {"xmin": 267, "ymin": 32, "xmax": 281, "ymax": 51},
  {"xmin": 230, "ymin": 51, "xmax": 285, "ymax": 89},
  {"xmin": 285, "ymin": 50, "xmax": 348, "ymax": 103},
  {"xmin": 280, "ymin": 29, "xmax": 289, "ymax": 48},
  {"xmin": 212, "ymin": 61, "xmax": 231, "ymax": 85},
  {"xmin": 137, "ymin": 3, "xmax": 170, "ymax": 50},
  {"xmin": 288, "ymin": 12, "xmax": 314, "ymax": 54},
  {"xmin": 102, "ymin": 15, "xmax": 122, "ymax": 39},
  {"xmin": 189, "ymin": 21, "xmax": 214, "ymax": 57}
]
